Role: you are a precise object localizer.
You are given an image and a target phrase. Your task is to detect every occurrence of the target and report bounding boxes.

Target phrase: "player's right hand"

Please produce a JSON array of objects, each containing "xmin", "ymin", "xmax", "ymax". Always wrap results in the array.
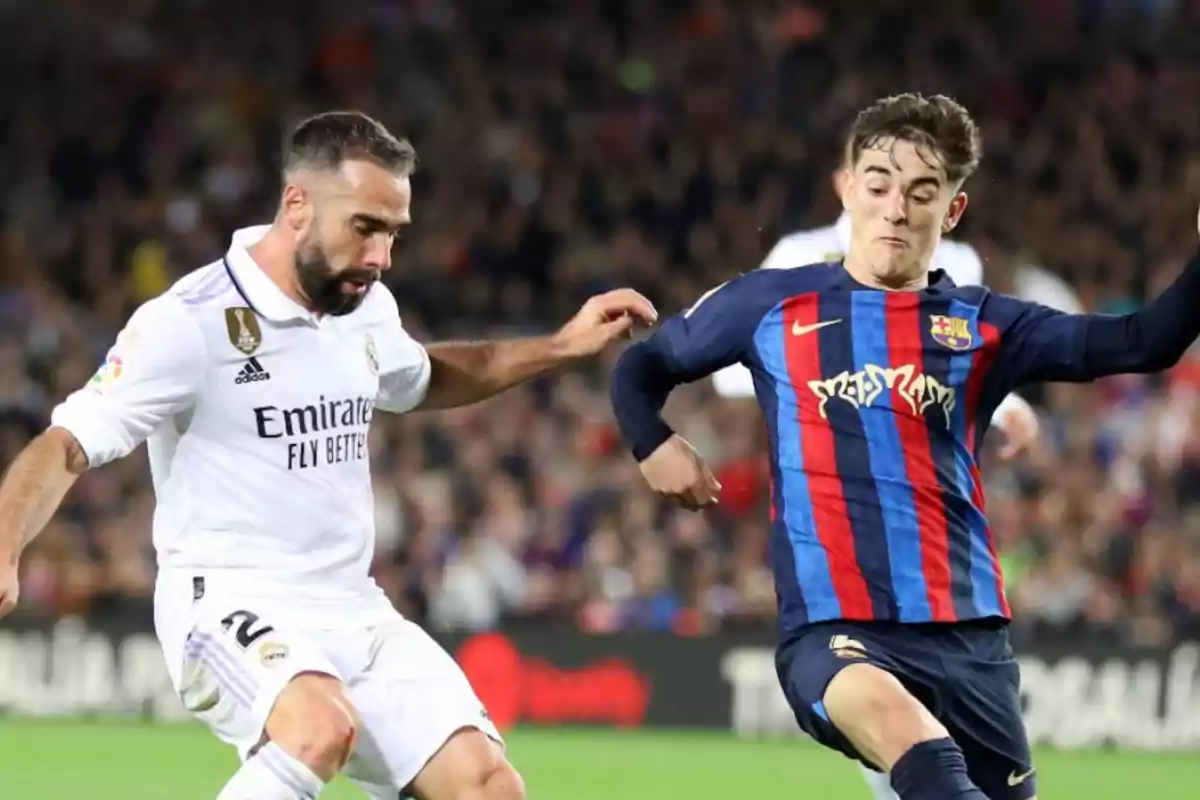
[
  {"xmin": 0, "ymin": 555, "xmax": 19, "ymax": 619},
  {"xmin": 554, "ymin": 289, "xmax": 658, "ymax": 359},
  {"xmin": 638, "ymin": 435, "xmax": 722, "ymax": 511}
]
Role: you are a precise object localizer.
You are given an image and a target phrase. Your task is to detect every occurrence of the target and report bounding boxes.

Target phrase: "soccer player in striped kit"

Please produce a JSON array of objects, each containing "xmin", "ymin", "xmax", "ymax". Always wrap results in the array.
[
  {"xmin": 612, "ymin": 92, "xmax": 1200, "ymax": 800},
  {"xmin": 720, "ymin": 140, "xmax": 1040, "ymax": 800},
  {"xmin": 713, "ymin": 144, "xmax": 1040, "ymax": 468}
]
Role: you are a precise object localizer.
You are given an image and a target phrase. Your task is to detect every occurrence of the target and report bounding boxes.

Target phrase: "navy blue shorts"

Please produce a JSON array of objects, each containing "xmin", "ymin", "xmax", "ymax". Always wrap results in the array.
[{"xmin": 775, "ymin": 620, "xmax": 1036, "ymax": 800}]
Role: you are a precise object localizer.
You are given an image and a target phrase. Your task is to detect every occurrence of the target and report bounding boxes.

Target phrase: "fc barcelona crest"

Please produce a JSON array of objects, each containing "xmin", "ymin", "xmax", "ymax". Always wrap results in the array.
[{"xmin": 930, "ymin": 315, "xmax": 973, "ymax": 351}]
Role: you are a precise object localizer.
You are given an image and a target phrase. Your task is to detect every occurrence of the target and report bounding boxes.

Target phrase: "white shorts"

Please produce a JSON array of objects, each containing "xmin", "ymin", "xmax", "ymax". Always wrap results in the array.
[{"xmin": 155, "ymin": 584, "xmax": 502, "ymax": 794}]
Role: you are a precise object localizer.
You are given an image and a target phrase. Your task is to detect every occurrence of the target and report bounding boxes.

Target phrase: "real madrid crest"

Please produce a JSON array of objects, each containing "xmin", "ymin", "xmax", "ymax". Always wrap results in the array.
[
  {"xmin": 365, "ymin": 333, "xmax": 379, "ymax": 375},
  {"xmin": 224, "ymin": 307, "xmax": 262, "ymax": 355},
  {"xmin": 259, "ymin": 642, "xmax": 290, "ymax": 667},
  {"xmin": 929, "ymin": 315, "xmax": 973, "ymax": 351}
]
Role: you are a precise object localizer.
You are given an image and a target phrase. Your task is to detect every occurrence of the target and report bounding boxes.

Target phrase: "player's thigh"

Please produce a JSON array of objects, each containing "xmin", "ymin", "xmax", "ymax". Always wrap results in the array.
[
  {"xmin": 265, "ymin": 670, "xmax": 361, "ymax": 771},
  {"xmin": 407, "ymin": 727, "xmax": 523, "ymax": 800},
  {"xmin": 775, "ymin": 626, "xmax": 869, "ymax": 762},
  {"xmin": 776, "ymin": 624, "xmax": 948, "ymax": 770},
  {"xmin": 946, "ymin": 655, "xmax": 1037, "ymax": 800},
  {"xmin": 823, "ymin": 662, "xmax": 949, "ymax": 770},
  {"xmin": 353, "ymin": 730, "xmax": 521, "ymax": 800},
  {"xmin": 172, "ymin": 599, "xmax": 348, "ymax": 759},
  {"xmin": 341, "ymin": 619, "xmax": 510, "ymax": 796}
]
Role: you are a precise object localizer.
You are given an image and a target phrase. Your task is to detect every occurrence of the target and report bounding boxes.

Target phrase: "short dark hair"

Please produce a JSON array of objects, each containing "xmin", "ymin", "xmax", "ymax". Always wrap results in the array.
[
  {"xmin": 285, "ymin": 110, "xmax": 417, "ymax": 177},
  {"xmin": 848, "ymin": 93, "xmax": 981, "ymax": 184}
]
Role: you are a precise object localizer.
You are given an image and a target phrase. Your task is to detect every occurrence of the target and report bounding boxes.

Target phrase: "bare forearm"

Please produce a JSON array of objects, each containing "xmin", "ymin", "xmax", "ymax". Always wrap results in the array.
[
  {"xmin": 418, "ymin": 337, "xmax": 571, "ymax": 410},
  {"xmin": 0, "ymin": 427, "xmax": 87, "ymax": 563}
]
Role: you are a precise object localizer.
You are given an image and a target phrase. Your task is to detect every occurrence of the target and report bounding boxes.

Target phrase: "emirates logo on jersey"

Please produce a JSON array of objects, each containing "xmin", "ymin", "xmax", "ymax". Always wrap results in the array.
[{"xmin": 253, "ymin": 394, "xmax": 375, "ymax": 471}]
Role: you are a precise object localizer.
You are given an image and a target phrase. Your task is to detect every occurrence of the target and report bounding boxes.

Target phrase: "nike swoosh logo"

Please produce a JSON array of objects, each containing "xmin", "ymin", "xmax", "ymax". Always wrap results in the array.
[
  {"xmin": 792, "ymin": 319, "xmax": 843, "ymax": 337},
  {"xmin": 1007, "ymin": 768, "xmax": 1035, "ymax": 786}
]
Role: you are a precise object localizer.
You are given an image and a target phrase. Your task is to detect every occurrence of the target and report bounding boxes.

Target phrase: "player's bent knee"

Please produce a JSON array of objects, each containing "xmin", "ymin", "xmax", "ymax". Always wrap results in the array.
[
  {"xmin": 442, "ymin": 761, "xmax": 523, "ymax": 800},
  {"xmin": 823, "ymin": 663, "xmax": 947, "ymax": 770},
  {"xmin": 409, "ymin": 727, "xmax": 521, "ymax": 800},
  {"xmin": 474, "ymin": 761, "xmax": 525, "ymax": 800},
  {"xmin": 265, "ymin": 672, "xmax": 360, "ymax": 780}
]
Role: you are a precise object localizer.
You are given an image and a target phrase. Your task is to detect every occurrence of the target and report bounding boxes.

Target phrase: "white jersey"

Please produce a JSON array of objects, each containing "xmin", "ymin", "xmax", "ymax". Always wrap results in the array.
[
  {"xmin": 713, "ymin": 213, "xmax": 984, "ymax": 398},
  {"xmin": 757, "ymin": 212, "xmax": 984, "ymax": 284},
  {"xmin": 51, "ymin": 226, "xmax": 431, "ymax": 624}
]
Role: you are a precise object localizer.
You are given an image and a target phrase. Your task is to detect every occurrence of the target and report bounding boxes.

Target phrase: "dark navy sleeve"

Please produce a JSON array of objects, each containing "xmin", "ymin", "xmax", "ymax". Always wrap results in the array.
[
  {"xmin": 610, "ymin": 270, "xmax": 786, "ymax": 461},
  {"xmin": 989, "ymin": 249, "xmax": 1200, "ymax": 387}
]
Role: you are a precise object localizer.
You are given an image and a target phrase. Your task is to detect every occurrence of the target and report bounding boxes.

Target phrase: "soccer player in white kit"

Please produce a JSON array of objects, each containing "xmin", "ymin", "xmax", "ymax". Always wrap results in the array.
[
  {"xmin": 0, "ymin": 111, "xmax": 656, "ymax": 800},
  {"xmin": 712, "ymin": 155, "xmax": 1039, "ymax": 800}
]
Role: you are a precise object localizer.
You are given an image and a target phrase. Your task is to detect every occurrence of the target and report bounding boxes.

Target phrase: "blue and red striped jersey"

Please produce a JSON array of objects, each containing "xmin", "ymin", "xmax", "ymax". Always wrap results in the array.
[{"xmin": 612, "ymin": 255, "xmax": 1200, "ymax": 636}]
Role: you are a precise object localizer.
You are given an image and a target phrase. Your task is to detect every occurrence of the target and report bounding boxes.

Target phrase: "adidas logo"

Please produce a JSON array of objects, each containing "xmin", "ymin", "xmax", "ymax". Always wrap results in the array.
[{"xmin": 234, "ymin": 357, "xmax": 270, "ymax": 385}]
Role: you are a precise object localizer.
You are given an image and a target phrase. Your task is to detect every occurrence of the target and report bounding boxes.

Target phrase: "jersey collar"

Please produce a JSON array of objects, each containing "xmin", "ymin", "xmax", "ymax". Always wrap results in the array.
[
  {"xmin": 223, "ymin": 225, "xmax": 316, "ymax": 324},
  {"xmin": 926, "ymin": 269, "xmax": 956, "ymax": 292}
]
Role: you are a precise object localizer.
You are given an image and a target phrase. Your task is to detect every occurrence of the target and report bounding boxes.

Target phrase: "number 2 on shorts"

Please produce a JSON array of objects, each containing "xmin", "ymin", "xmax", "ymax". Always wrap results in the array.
[{"xmin": 220, "ymin": 609, "xmax": 275, "ymax": 650}]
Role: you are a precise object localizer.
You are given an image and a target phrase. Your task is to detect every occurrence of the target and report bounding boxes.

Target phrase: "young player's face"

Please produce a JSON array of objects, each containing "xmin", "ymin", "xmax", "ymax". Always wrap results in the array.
[
  {"xmin": 844, "ymin": 138, "xmax": 967, "ymax": 286},
  {"xmin": 295, "ymin": 159, "xmax": 412, "ymax": 316}
]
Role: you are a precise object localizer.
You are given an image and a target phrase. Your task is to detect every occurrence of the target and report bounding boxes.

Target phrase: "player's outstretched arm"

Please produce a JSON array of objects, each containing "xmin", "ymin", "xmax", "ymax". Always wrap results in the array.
[
  {"xmin": 610, "ymin": 331, "xmax": 726, "ymax": 510},
  {"xmin": 0, "ymin": 427, "xmax": 89, "ymax": 614},
  {"xmin": 414, "ymin": 289, "xmax": 657, "ymax": 410},
  {"xmin": 0, "ymin": 296, "xmax": 203, "ymax": 618},
  {"xmin": 997, "ymin": 214, "xmax": 1200, "ymax": 386}
]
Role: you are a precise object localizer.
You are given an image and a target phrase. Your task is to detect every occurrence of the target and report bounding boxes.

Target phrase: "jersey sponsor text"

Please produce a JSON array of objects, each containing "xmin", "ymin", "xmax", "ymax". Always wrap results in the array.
[{"xmin": 253, "ymin": 394, "xmax": 374, "ymax": 470}]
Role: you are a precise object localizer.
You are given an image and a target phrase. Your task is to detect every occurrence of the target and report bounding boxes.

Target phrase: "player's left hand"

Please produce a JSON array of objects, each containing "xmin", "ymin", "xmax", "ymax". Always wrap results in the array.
[
  {"xmin": 995, "ymin": 400, "xmax": 1039, "ymax": 460},
  {"xmin": 639, "ymin": 434, "xmax": 722, "ymax": 511},
  {"xmin": 554, "ymin": 289, "xmax": 658, "ymax": 358}
]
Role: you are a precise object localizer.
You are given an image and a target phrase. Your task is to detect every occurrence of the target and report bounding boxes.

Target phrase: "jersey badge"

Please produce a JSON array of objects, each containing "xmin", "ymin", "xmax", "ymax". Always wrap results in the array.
[
  {"xmin": 829, "ymin": 634, "xmax": 868, "ymax": 660},
  {"xmin": 225, "ymin": 307, "xmax": 262, "ymax": 356},
  {"xmin": 930, "ymin": 315, "xmax": 973, "ymax": 351},
  {"xmin": 87, "ymin": 354, "xmax": 124, "ymax": 392},
  {"xmin": 259, "ymin": 642, "xmax": 290, "ymax": 667},
  {"xmin": 365, "ymin": 333, "xmax": 379, "ymax": 375}
]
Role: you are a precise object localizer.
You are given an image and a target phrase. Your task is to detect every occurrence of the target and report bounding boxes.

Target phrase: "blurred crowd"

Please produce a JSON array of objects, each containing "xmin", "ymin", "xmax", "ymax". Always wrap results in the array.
[{"xmin": 3, "ymin": 0, "xmax": 1200, "ymax": 646}]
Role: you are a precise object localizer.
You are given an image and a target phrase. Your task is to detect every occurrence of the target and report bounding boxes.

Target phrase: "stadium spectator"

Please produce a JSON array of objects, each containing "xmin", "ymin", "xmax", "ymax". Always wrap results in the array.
[{"xmin": 3, "ymin": 0, "xmax": 1200, "ymax": 646}]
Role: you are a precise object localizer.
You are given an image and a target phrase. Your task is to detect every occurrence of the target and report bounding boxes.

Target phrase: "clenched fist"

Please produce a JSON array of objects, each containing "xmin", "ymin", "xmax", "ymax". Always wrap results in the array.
[
  {"xmin": 638, "ymin": 435, "xmax": 722, "ymax": 511},
  {"xmin": 994, "ymin": 398, "xmax": 1040, "ymax": 461}
]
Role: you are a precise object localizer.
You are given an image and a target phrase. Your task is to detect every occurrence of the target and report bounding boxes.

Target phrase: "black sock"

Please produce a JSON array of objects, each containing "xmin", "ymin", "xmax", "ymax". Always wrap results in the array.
[{"xmin": 889, "ymin": 737, "xmax": 989, "ymax": 799}]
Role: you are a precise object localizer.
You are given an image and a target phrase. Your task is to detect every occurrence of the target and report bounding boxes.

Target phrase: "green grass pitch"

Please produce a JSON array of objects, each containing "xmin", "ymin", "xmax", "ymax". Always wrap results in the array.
[{"xmin": 1, "ymin": 720, "xmax": 1197, "ymax": 798}]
